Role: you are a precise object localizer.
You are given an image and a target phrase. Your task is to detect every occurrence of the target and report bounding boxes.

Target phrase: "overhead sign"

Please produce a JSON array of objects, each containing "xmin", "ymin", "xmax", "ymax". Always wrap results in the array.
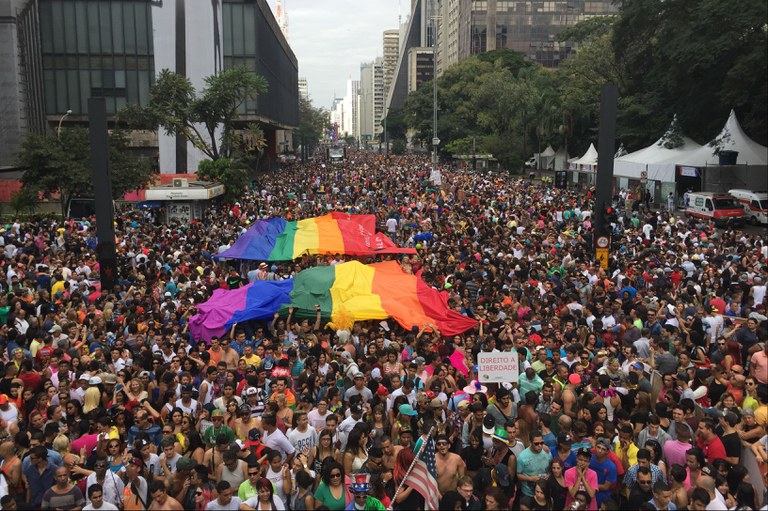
[
  {"xmin": 478, "ymin": 352, "xmax": 519, "ymax": 383},
  {"xmin": 596, "ymin": 247, "xmax": 609, "ymax": 270},
  {"xmin": 679, "ymin": 166, "xmax": 699, "ymax": 177}
]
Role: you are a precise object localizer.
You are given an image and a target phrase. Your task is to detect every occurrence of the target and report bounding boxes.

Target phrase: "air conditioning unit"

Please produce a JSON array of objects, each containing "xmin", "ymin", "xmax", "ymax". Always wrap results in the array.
[{"xmin": 172, "ymin": 178, "xmax": 188, "ymax": 188}]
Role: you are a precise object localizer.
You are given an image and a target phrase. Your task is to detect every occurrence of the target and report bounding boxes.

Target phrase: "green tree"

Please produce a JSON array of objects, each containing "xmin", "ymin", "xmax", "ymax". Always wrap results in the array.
[
  {"xmin": 196, "ymin": 158, "xmax": 248, "ymax": 200},
  {"xmin": 613, "ymin": 0, "xmax": 767, "ymax": 145},
  {"xmin": 17, "ymin": 127, "xmax": 156, "ymax": 216},
  {"xmin": 118, "ymin": 66, "xmax": 269, "ymax": 161},
  {"xmin": 294, "ymin": 96, "xmax": 329, "ymax": 160}
]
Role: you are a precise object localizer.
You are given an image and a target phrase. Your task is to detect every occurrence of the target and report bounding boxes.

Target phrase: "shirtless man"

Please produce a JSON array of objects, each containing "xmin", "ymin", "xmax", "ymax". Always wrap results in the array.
[
  {"xmin": 381, "ymin": 436, "xmax": 402, "ymax": 472},
  {"xmin": 562, "ymin": 369, "xmax": 579, "ymax": 419},
  {"xmin": 435, "ymin": 434, "xmax": 466, "ymax": 494},
  {"xmin": 148, "ymin": 480, "xmax": 184, "ymax": 510}
]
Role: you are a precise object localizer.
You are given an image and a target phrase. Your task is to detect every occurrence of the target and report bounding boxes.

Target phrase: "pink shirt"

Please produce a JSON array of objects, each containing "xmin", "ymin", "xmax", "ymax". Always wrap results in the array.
[
  {"xmin": 663, "ymin": 439, "xmax": 691, "ymax": 468},
  {"xmin": 564, "ymin": 466, "xmax": 599, "ymax": 511},
  {"xmin": 751, "ymin": 351, "xmax": 768, "ymax": 384},
  {"xmin": 70, "ymin": 433, "xmax": 99, "ymax": 458}
]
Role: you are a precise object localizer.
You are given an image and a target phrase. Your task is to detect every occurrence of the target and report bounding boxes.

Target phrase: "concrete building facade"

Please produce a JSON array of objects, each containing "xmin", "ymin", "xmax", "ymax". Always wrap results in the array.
[{"xmin": 0, "ymin": 0, "xmax": 298, "ymax": 172}]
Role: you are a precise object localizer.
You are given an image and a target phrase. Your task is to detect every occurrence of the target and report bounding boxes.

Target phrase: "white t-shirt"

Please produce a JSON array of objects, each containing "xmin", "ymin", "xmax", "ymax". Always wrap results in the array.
[
  {"xmin": 244, "ymin": 495, "xmax": 286, "ymax": 510},
  {"xmin": 306, "ymin": 409, "xmax": 330, "ymax": 430},
  {"xmin": 286, "ymin": 427, "xmax": 318, "ymax": 454},
  {"xmin": 205, "ymin": 496, "xmax": 243, "ymax": 510},
  {"xmin": 83, "ymin": 503, "xmax": 119, "ymax": 511},
  {"xmin": 262, "ymin": 428, "xmax": 296, "ymax": 462}
]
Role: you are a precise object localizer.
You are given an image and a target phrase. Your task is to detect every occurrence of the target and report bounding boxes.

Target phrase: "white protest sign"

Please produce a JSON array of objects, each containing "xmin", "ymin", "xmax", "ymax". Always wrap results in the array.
[{"xmin": 477, "ymin": 352, "xmax": 519, "ymax": 383}]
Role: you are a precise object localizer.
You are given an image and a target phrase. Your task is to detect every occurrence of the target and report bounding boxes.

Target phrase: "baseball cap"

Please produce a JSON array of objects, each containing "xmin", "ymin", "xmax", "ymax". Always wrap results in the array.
[
  {"xmin": 595, "ymin": 437, "xmax": 611, "ymax": 449},
  {"xmin": 568, "ymin": 373, "xmax": 581, "ymax": 385},
  {"xmin": 632, "ymin": 362, "xmax": 644, "ymax": 370},
  {"xmin": 126, "ymin": 457, "xmax": 144, "ymax": 468},
  {"xmin": 0, "ymin": 395, "xmax": 8, "ymax": 406},
  {"xmin": 350, "ymin": 403, "xmax": 363, "ymax": 414},
  {"xmin": 49, "ymin": 324, "xmax": 62, "ymax": 333},
  {"xmin": 429, "ymin": 397, "xmax": 443, "ymax": 409},
  {"xmin": 398, "ymin": 404, "xmax": 417, "ymax": 416},
  {"xmin": 176, "ymin": 456, "xmax": 196, "ymax": 471},
  {"xmin": 181, "ymin": 383, "xmax": 194, "ymax": 392},
  {"xmin": 457, "ymin": 400, "xmax": 470, "ymax": 409},
  {"xmin": 576, "ymin": 447, "xmax": 592, "ymax": 458},
  {"xmin": 482, "ymin": 415, "xmax": 496, "ymax": 435},
  {"xmin": 89, "ymin": 376, "xmax": 102, "ymax": 385},
  {"xmin": 353, "ymin": 372, "xmax": 365, "ymax": 379},
  {"xmin": 244, "ymin": 387, "xmax": 258, "ymax": 396},
  {"xmin": 557, "ymin": 433, "xmax": 573, "ymax": 445}
]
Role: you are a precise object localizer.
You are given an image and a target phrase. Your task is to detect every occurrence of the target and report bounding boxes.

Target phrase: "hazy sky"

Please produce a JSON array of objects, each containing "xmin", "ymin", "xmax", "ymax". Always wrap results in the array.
[{"xmin": 265, "ymin": 0, "xmax": 404, "ymax": 109}]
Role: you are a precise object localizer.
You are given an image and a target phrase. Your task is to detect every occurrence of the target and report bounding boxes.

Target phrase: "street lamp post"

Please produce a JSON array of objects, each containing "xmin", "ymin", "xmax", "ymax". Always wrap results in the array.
[
  {"xmin": 57, "ymin": 109, "xmax": 72, "ymax": 139},
  {"xmin": 430, "ymin": 13, "xmax": 442, "ymax": 185}
]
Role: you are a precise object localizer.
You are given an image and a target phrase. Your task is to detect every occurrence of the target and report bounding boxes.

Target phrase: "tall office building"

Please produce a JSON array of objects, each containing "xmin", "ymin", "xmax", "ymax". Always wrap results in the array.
[
  {"xmin": 0, "ymin": 0, "xmax": 298, "ymax": 172},
  {"xmin": 458, "ymin": 0, "xmax": 619, "ymax": 68},
  {"xmin": 382, "ymin": 29, "xmax": 399, "ymax": 99},
  {"xmin": 342, "ymin": 77, "xmax": 359, "ymax": 141},
  {"xmin": 358, "ymin": 62, "xmax": 374, "ymax": 146},
  {"xmin": 298, "ymin": 77, "xmax": 309, "ymax": 101},
  {"xmin": 372, "ymin": 58, "xmax": 385, "ymax": 141}
]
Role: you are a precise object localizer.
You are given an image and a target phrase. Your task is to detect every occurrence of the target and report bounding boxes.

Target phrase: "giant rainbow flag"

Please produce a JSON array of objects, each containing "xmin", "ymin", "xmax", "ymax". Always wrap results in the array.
[
  {"xmin": 217, "ymin": 213, "xmax": 416, "ymax": 261},
  {"xmin": 189, "ymin": 261, "xmax": 476, "ymax": 340}
]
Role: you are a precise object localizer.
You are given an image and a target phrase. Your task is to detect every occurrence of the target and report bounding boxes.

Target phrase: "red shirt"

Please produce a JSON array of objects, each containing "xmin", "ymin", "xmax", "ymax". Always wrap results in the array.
[
  {"xmin": 697, "ymin": 434, "xmax": 727, "ymax": 463},
  {"xmin": 18, "ymin": 371, "xmax": 42, "ymax": 391}
]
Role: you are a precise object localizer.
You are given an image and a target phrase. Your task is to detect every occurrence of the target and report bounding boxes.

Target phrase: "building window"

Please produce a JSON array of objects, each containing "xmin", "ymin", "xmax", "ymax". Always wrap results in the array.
[{"xmin": 39, "ymin": 0, "xmax": 154, "ymax": 115}]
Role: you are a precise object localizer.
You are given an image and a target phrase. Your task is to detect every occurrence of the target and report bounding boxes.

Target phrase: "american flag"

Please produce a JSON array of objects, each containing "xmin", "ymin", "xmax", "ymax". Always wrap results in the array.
[{"xmin": 404, "ymin": 436, "xmax": 439, "ymax": 511}]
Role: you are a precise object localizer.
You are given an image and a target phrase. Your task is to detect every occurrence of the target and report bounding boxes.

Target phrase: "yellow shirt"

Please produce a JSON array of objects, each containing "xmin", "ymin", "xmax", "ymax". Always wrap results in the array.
[
  {"xmin": 614, "ymin": 440, "xmax": 639, "ymax": 467},
  {"xmin": 51, "ymin": 280, "xmax": 65, "ymax": 296},
  {"xmin": 241, "ymin": 354, "xmax": 261, "ymax": 368}
]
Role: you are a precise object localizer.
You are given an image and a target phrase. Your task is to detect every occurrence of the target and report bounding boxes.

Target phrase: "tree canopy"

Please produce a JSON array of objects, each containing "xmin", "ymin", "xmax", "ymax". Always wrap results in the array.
[
  {"xmin": 395, "ymin": 2, "xmax": 766, "ymax": 169},
  {"xmin": 17, "ymin": 127, "xmax": 156, "ymax": 215},
  {"xmin": 117, "ymin": 66, "xmax": 268, "ymax": 161}
]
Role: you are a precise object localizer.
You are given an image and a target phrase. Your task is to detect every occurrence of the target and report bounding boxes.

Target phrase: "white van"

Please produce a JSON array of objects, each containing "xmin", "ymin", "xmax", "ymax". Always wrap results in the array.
[
  {"xmin": 684, "ymin": 192, "xmax": 745, "ymax": 227},
  {"xmin": 728, "ymin": 189, "xmax": 768, "ymax": 225}
]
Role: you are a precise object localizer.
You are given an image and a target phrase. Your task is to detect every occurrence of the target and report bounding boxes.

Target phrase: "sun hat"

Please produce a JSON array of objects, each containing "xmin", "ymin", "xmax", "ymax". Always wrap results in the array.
[
  {"xmin": 491, "ymin": 427, "xmax": 510, "ymax": 445},
  {"xmin": 462, "ymin": 380, "xmax": 488, "ymax": 395}
]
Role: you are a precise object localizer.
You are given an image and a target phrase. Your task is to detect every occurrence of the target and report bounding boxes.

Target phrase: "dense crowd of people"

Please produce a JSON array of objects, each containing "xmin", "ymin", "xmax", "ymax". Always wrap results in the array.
[{"xmin": 0, "ymin": 151, "xmax": 766, "ymax": 511}]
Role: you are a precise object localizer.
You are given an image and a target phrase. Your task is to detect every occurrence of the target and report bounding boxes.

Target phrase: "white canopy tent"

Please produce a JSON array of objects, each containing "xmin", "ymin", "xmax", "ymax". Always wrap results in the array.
[
  {"xmin": 676, "ymin": 110, "xmax": 768, "ymax": 166},
  {"xmin": 614, "ymin": 116, "xmax": 702, "ymax": 182},
  {"xmin": 569, "ymin": 143, "xmax": 598, "ymax": 171}
]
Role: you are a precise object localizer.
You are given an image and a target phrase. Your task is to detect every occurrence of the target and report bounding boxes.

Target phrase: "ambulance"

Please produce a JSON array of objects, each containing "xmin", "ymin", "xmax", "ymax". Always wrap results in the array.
[
  {"xmin": 684, "ymin": 192, "xmax": 745, "ymax": 227},
  {"xmin": 728, "ymin": 189, "xmax": 768, "ymax": 225}
]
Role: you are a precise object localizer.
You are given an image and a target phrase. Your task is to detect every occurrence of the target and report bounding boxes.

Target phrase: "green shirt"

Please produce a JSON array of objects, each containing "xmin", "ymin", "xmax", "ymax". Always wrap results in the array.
[
  {"xmin": 314, "ymin": 481, "xmax": 347, "ymax": 511},
  {"xmin": 202, "ymin": 424, "xmax": 235, "ymax": 446}
]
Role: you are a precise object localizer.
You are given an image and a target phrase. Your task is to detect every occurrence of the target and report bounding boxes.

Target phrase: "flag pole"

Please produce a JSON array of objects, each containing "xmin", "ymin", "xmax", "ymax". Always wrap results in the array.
[{"xmin": 388, "ymin": 425, "xmax": 436, "ymax": 510}]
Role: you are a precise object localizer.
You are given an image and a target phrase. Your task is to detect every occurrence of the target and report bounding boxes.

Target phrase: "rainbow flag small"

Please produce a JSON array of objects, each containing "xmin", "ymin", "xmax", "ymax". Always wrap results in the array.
[{"xmin": 218, "ymin": 213, "xmax": 415, "ymax": 261}]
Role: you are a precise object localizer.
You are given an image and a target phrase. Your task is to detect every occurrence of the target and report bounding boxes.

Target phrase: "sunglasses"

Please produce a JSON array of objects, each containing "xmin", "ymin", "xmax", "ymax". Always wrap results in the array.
[
  {"xmin": 437, "ymin": 442, "xmax": 449, "ymax": 446},
  {"xmin": 533, "ymin": 441, "xmax": 545, "ymax": 446},
  {"xmin": 330, "ymin": 473, "xmax": 342, "ymax": 479}
]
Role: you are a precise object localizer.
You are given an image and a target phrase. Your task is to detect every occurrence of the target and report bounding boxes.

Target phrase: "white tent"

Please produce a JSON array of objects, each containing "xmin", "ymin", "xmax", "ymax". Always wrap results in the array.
[
  {"xmin": 676, "ymin": 110, "xmax": 768, "ymax": 166},
  {"xmin": 614, "ymin": 116, "xmax": 702, "ymax": 182},
  {"xmin": 537, "ymin": 145, "xmax": 556, "ymax": 169},
  {"xmin": 569, "ymin": 143, "xmax": 598, "ymax": 171},
  {"xmin": 553, "ymin": 146, "xmax": 569, "ymax": 170}
]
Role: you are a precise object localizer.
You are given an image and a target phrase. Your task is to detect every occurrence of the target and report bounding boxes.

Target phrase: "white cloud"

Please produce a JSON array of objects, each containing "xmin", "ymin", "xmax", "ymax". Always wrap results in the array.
[{"xmin": 266, "ymin": 0, "xmax": 403, "ymax": 108}]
